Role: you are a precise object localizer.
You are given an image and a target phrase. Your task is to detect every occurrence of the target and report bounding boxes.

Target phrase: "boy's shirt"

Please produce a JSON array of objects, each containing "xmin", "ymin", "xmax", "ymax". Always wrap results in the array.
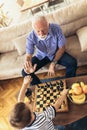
[{"xmin": 22, "ymin": 106, "xmax": 56, "ymax": 130}]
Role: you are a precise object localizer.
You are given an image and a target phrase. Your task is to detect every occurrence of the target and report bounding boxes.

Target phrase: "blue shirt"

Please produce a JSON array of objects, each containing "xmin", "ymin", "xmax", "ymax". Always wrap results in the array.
[{"xmin": 26, "ymin": 23, "xmax": 66, "ymax": 61}]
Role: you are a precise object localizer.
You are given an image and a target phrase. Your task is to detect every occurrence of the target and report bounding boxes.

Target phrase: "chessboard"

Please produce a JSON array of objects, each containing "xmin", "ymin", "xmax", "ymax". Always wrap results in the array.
[{"xmin": 25, "ymin": 79, "xmax": 68, "ymax": 113}]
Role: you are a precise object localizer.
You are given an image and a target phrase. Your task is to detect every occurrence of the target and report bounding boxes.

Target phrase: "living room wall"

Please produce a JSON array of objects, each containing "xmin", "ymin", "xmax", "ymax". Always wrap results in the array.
[{"xmin": 0, "ymin": 0, "xmax": 22, "ymax": 24}]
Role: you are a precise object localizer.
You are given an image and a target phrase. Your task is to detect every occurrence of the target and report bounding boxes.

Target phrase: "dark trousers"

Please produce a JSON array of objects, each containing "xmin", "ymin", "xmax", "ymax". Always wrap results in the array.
[{"xmin": 22, "ymin": 52, "xmax": 77, "ymax": 85}]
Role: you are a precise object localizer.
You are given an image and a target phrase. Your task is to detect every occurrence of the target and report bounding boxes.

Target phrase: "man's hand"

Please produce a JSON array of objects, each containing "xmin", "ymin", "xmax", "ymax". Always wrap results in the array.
[
  {"xmin": 24, "ymin": 61, "xmax": 37, "ymax": 74},
  {"xmin": 48, "ymin": 62, "xmax": 56, "ymax": 76}
]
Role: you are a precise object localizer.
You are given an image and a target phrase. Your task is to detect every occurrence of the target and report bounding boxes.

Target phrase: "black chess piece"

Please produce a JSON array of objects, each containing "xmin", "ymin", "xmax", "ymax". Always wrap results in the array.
[
  {"xmin": 25, "ymin": 88, "xmax": 32, "ymax": 97},
  {"xmin": 56, "ymin": 81, "xmax": 63, "ymax": 91},
  {"xmin": 49, "ymin": 82, "xmax": 53, "ymax": 89},
  {"xmin": 56, "ymin": 81, "xmax": 60, "ymax": 91},
  {"xmin": 60, "ymin": 80, "xmax": 64, "ymax": 87},
  {"xmin": 37, "ymin": 84, "xmax": 41, "ymax": 88},
  {"xmin": 45, "ymin": 82, "xmax": 50, "ymax": 87}
]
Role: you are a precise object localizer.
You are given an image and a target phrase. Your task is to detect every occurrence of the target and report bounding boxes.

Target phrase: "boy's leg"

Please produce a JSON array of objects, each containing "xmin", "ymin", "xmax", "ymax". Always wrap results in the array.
[{"xmin": 58, "ymin": 52, "xmax": 77, "ymax": 78}]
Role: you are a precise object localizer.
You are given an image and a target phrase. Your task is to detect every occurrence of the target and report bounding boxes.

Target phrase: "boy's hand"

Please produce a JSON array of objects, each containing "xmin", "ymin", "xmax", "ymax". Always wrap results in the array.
[
  {"xmin": 53, "ymin": 89, "xmax": 68, "ymax": 111},
  {"xmin": 61, "ymin": 89, "xmax": 68, "ymax": 96},
  {"xmin": 23, "ymin": 76, "xmax": 32, "ymax": 85}
]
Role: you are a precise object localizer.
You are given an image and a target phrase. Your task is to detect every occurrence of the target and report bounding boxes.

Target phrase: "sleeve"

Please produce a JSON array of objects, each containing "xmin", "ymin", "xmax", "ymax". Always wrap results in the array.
[
  {"xmin": 44, "ymin": 106, "xmax": 56, "ymax": 120},
  {"xmin": 26, "ymin": 34, "xmax": 34, "ymax": 54},
  {"xmin": 56, "ymin": 25, "xmax": 66, "ymax": 48}
]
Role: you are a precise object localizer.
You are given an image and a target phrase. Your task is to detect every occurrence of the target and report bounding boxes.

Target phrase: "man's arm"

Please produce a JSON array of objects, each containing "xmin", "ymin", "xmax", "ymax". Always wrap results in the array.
[
  {"xmin": 52, "ymin": 45, "xmax": 65, "ymax": 63},
  {"xmin": 53, "ymin": 89, "xmax": 68, "ymax": 111},
  {"xmin": 18, "ymin": 76, "xmax": 32, "ymax": 102},
  {"xmin": 48, "ymin": 45, "xmax": 65, "ymax": 76}
]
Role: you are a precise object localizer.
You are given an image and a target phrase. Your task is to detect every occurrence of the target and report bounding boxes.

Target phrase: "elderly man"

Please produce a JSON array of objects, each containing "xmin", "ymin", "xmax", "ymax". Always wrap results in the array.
[{"xmin": 22, "ymin": 15, "xmax": 77, "ymax": 85}]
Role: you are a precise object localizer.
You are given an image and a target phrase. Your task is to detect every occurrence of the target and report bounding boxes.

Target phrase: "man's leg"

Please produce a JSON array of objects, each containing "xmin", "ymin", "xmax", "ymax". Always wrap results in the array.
[
  {"xmin": 22, "ymin": 70, "xmax": 41, "ymax": 85},
  {"xmin": 22, "ymin": 56, "xmax": 51, "ymax": 85},
  {"xmin": 58, "ymin": 52, "xmax": 77, "ymax": 78},
  {"xmin": 31, "ymin": 56, "xmax": 51, "ymax": 71}
]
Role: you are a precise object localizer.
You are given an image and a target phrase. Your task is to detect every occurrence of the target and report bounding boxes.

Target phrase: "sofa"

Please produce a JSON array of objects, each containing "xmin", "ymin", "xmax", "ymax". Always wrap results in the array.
[{"xmin": 0, "ymin": 0, "xmax": 87, "ymax": 80}]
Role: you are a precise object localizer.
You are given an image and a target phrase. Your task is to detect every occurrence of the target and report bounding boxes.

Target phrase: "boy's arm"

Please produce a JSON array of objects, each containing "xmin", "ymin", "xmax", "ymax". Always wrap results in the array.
[
  {"xmin": 53, "ymin": 89, "xmax": 68, "ymax": 111},
  {"xmin": 18, "ymin": 76, "xmax": 32, "ymax": 102}
]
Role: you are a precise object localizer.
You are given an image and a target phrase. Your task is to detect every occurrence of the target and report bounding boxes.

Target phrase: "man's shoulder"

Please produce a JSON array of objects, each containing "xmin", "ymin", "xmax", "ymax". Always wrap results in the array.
[
  {"xmin": 28, "ymin": 30, "xmax": 37, "ymax": 40},
  {"xmin": 28, "ymin": 30, "xmax": 35, "ymax": 37},
  {"xmin": 49, "ymin": 23, "xmax": 61, "ymax": 35},
  {"xmin": 50, "ymin": 23, "xmax": 60, "ymax": 28}
]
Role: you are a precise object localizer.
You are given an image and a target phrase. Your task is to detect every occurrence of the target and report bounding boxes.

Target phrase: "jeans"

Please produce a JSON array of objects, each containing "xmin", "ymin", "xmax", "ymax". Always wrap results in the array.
[
  {"xmin": 22, "ymin": 52, "xmax": 77, "ymax": 85},
  {"xmin": 58, "ymin": 52, "xmax": 77, "ymax": 78},
  {"xmin": 69, "ymin": 116, "xmax": 87, "ymax": 130},
  {"xmin": 54, "ymin": 125, "xmax": 66, "ymax": 130},
  {"xmin": 54, "ymin": 116, "xmax": 87, "ymax": 130}
]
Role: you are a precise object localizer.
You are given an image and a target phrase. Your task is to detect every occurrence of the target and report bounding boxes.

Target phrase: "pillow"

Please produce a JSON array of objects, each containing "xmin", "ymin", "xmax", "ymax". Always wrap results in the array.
[
  {"xmin": 13, "ymin": 33, "xmax": 28, "ymax": 56},
  {"xmin": 76, "ymin": 26, "xmax": 87, "ymax": 52}
]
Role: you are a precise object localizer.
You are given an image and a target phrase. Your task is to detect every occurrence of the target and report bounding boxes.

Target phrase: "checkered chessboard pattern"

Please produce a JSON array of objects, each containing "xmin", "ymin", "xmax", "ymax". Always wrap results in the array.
[{"xmin": 34, "ymin": 80, "xmax": 68, "ymax": 113}]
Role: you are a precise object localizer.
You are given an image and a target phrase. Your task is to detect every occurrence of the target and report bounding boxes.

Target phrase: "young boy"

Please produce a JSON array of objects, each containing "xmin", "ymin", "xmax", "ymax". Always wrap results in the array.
[{"xmin": 9, "ymin": 76, "xmax": 68, "ymax": 130}]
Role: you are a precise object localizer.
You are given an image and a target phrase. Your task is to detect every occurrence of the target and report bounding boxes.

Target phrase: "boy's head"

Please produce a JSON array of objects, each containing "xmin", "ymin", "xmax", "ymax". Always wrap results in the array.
[{"xmin": 9, "ymin": 102, "xmax": 32, "ymax": 129}]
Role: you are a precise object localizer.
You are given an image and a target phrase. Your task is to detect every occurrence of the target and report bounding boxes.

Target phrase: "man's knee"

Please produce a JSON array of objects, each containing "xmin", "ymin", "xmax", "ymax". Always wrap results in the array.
[
  {"xmin": 72, "ymin": 58, "xmax": 77, "ymax": 68},
  {"xmin": 21, "ymin": 69, "xmax": 27, "ymax": 77}
]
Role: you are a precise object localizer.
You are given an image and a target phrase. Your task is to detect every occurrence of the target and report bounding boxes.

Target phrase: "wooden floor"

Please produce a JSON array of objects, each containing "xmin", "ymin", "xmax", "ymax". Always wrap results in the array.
[{"xmin": 0, "ymin": 65, "xmax": 87, "ymax": 130}]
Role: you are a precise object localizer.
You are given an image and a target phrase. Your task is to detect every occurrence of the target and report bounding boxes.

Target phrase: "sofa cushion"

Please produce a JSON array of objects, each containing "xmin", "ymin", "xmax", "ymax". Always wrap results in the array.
[
  {"xmin": 46, "ymin": 0, "xmax": 87, "ymax": 25},
  {"xmin": 76, "ymin": 26, "xmax": 87, "ymax": 52},
  {"xmin": 0, "ymin": 41, "xmax": 16, "ymax": 53},
  {"xmin": 13, "ymin": 33, "xmax": 28, "ymax": 56},
  {"xmin": 0, "ymin": 20, "xmax": 32, "ymax": 42},
  {"xmin": 0, "ymin": 51, "xmax": 25, "ymax": 80},
  {"xmin": 65, "ymin": 35, "xmax": 87, "ymax": 66},
  {"xmin": 61, "ymin": 16, "xmax": 87, "ymax": 37},
  {"xmin": 45, "ymin": 0, "xmax": 87, "ymax": 37}
]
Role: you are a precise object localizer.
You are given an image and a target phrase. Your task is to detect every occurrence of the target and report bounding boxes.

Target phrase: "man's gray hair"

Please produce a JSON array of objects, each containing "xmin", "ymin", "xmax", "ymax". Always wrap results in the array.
[{"xmin": 32, "ymin": 14, "xmax": 48, "ymax": 28}]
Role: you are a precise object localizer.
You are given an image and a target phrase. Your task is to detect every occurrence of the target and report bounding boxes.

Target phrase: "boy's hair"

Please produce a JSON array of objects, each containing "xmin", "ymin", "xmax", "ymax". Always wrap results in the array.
[{"xmin": 9, "ymin": 102, "xmax": 31, "ymax": 129}]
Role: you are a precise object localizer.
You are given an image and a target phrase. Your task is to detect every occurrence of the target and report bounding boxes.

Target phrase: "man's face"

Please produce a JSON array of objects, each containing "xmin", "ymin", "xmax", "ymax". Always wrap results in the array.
[{"xmin": 34, "ymin": 20, "xmax": 49, "ymax": 39}]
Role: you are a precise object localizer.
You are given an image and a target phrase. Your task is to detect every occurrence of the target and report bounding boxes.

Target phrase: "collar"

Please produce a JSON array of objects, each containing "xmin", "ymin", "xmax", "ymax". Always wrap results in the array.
[{"xmin": 27, "ymin": 112, "xmax": 36, "ymax": 127}]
